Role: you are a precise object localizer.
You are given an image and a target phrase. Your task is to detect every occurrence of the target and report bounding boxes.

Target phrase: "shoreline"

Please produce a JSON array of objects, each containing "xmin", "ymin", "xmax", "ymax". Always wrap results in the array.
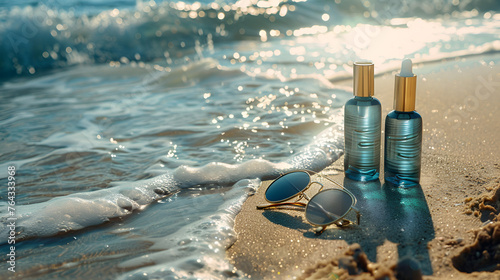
[{"xmin": 227, "ymin": 54, "xmax": 500, "ymax": 279}]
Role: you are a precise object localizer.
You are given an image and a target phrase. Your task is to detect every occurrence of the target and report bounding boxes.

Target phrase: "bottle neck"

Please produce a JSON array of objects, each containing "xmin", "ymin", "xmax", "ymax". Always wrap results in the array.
[
  {"xmin": 354, "ymin": 96, "xmax": 373, "ymax": 101},
  {"xmin": 394, "ymin": 109, "xmax": 416, "ymax": 113}
]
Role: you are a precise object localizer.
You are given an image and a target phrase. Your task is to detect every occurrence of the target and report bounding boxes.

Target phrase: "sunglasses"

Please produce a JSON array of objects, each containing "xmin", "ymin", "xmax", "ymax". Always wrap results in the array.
[{"xmin": 257, "ymin": 170, "xmax": 360, "ymax": 234}]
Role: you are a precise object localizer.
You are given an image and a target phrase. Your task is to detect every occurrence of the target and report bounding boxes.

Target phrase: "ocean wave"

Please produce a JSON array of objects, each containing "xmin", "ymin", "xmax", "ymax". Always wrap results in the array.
[
  {"xmin": 1, "ymin": 0, "xmax": 498, "ymax": 77},
  {"xmin": 0, "ymin": 0, "xmax": 321, "ymax": 76}
]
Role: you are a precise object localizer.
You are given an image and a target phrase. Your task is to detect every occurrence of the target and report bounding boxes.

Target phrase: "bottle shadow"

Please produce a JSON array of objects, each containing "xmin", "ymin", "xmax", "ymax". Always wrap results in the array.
[
  {"xmin": 261, "ymin": 177, "xmax": 435, "ymax": 275},
  {"xmin": 316, "ymin": 178, "xmax": 435, "ymax": 275},
  {"xmin": 381, "ymin": 181, "xmax": 435, "ymax": 275}
]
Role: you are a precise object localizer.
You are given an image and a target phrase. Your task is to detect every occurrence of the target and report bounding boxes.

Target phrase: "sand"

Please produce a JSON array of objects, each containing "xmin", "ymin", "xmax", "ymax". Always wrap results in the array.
[{"xmin": 226, "ymin": 54, "xmax": 500, "ymax": 279}]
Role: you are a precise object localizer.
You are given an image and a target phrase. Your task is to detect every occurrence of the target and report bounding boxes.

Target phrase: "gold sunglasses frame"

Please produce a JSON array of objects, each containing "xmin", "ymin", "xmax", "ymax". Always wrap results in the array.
[{"xmin": 257, "ymin": 170, "xmax": 360, "ymax": 234}]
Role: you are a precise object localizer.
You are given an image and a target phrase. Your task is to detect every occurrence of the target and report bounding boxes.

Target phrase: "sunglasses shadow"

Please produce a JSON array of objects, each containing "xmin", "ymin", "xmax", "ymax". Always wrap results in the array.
[{"xmin": 261, "ymin": 211, "xmax": 311, "ymax": 231}]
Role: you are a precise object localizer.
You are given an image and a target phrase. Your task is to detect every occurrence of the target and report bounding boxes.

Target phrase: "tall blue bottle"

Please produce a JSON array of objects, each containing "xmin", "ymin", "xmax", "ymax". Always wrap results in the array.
[
  {"xmin": 344, "ymin": 62, "xmax": 381, "ymax": 182},
  {"xmin": 384, "ymin": 59, "xmax": 422, "ymax": 188}
]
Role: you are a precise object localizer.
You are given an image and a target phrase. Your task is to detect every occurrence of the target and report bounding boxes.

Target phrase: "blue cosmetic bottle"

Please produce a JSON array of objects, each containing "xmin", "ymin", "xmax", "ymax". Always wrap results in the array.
[
  {"xmin": 344, "ymin": 62, "xmax": 381, "ymax": 182},
  {"xmin": 384, "ymin": 59, "xmax": 422, "ymax": 188}
]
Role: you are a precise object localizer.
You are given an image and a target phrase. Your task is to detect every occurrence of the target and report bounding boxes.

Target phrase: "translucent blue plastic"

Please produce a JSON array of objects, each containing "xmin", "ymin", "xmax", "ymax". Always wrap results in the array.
[
  {"xmin": 384, "ymin": 110, "xmax": 422, "ymax": 188},
  {"xmin": 344, "ymin": 96, "xmax": 381, "ymax": 181}
]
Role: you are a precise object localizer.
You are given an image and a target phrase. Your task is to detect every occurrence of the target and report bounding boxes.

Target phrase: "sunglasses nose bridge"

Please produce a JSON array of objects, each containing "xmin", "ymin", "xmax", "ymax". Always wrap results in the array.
[
  {"xmin": 301, "ymin": 192, "xmax": 311, "ymax": 201},
  {"xmin": 309, "ymin": 181, "xmax": 324, "ymax": 192}
]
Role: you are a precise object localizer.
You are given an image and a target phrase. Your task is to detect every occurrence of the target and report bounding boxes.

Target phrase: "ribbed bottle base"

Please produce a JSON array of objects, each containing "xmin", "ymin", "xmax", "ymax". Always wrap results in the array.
[
  {"xmin": 345, "ymin": 169, "xmax": 379, "ymax": 182},
  {"xmin": 384, "ymin": 171, "xmax": 420, "ymax": 188}
]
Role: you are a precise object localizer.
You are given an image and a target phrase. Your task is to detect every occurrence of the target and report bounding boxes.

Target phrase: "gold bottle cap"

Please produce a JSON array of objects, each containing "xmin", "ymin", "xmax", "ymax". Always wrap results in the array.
[
  {"xmin": 353, "ymin": 62, "xmax": 374, "ymax": 97},
  {"xmin": 394, "ymin": 59, "xmax": 417, "ymax": 112}
]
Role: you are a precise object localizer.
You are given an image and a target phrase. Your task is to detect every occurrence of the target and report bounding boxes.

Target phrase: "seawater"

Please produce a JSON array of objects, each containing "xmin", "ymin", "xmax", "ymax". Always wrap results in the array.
[{"xmin": 0, "ymin": 0, "xmax": 499, "ymax": 279}]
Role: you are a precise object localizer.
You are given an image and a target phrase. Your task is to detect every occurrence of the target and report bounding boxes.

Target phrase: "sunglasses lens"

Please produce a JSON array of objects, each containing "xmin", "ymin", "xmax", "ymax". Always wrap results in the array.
[
  {"xmin": 265, "ymin": 171, "xmax": 310, "ymax": 202},
  {"xmin": 305, "ymin": 189, "xmax": 353, "ymax": 226}
]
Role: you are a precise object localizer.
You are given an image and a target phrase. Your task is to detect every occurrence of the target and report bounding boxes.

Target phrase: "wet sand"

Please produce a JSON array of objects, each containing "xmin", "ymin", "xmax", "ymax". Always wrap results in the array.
[{"xmin": 226, "ymin": 54, "xmax": 500, "ymax": 279}]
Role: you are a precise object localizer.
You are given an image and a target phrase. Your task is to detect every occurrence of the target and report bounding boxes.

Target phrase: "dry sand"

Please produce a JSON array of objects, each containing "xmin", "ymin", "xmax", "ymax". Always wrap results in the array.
[{"xmin": 226, "ymin": 54, "xmax": 500, "ymax": 279}]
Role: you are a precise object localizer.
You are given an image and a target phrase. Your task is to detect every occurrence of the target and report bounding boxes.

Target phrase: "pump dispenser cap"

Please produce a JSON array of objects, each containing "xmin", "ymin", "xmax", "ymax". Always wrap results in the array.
[
  {"xmin": 353, "ymin": 62, "xmax": 374, "ymax": 97},
  {"xmin": 394, "ymin": 59, "xmax": 417, "ymax": 112}
]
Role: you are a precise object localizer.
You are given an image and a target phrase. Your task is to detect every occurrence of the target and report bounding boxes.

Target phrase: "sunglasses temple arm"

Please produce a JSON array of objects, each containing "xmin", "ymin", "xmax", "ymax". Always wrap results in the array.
[
  {"xmin": 314, "ymin": 226, "xmax": 327, "ymax": 235},
  {"xmin": 352, "ymin": 206, "xmax": 361, "ymax": 225},
  {"xmin": 256, "ymin": 202, "xmax": 307, "ymax": 209}
]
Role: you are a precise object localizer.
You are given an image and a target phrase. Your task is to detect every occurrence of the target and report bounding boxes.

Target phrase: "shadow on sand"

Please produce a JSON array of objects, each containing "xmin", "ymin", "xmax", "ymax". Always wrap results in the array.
[{"xmin": 260, "ymin": 177, "xmax": 435, "ymax": 275}]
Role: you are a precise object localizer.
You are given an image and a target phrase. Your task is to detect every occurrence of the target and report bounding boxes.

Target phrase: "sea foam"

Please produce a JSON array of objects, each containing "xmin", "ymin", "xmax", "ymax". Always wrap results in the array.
[{"xmin": 0, "ymin": 121, "xmax": 343, "ymax": 243}]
